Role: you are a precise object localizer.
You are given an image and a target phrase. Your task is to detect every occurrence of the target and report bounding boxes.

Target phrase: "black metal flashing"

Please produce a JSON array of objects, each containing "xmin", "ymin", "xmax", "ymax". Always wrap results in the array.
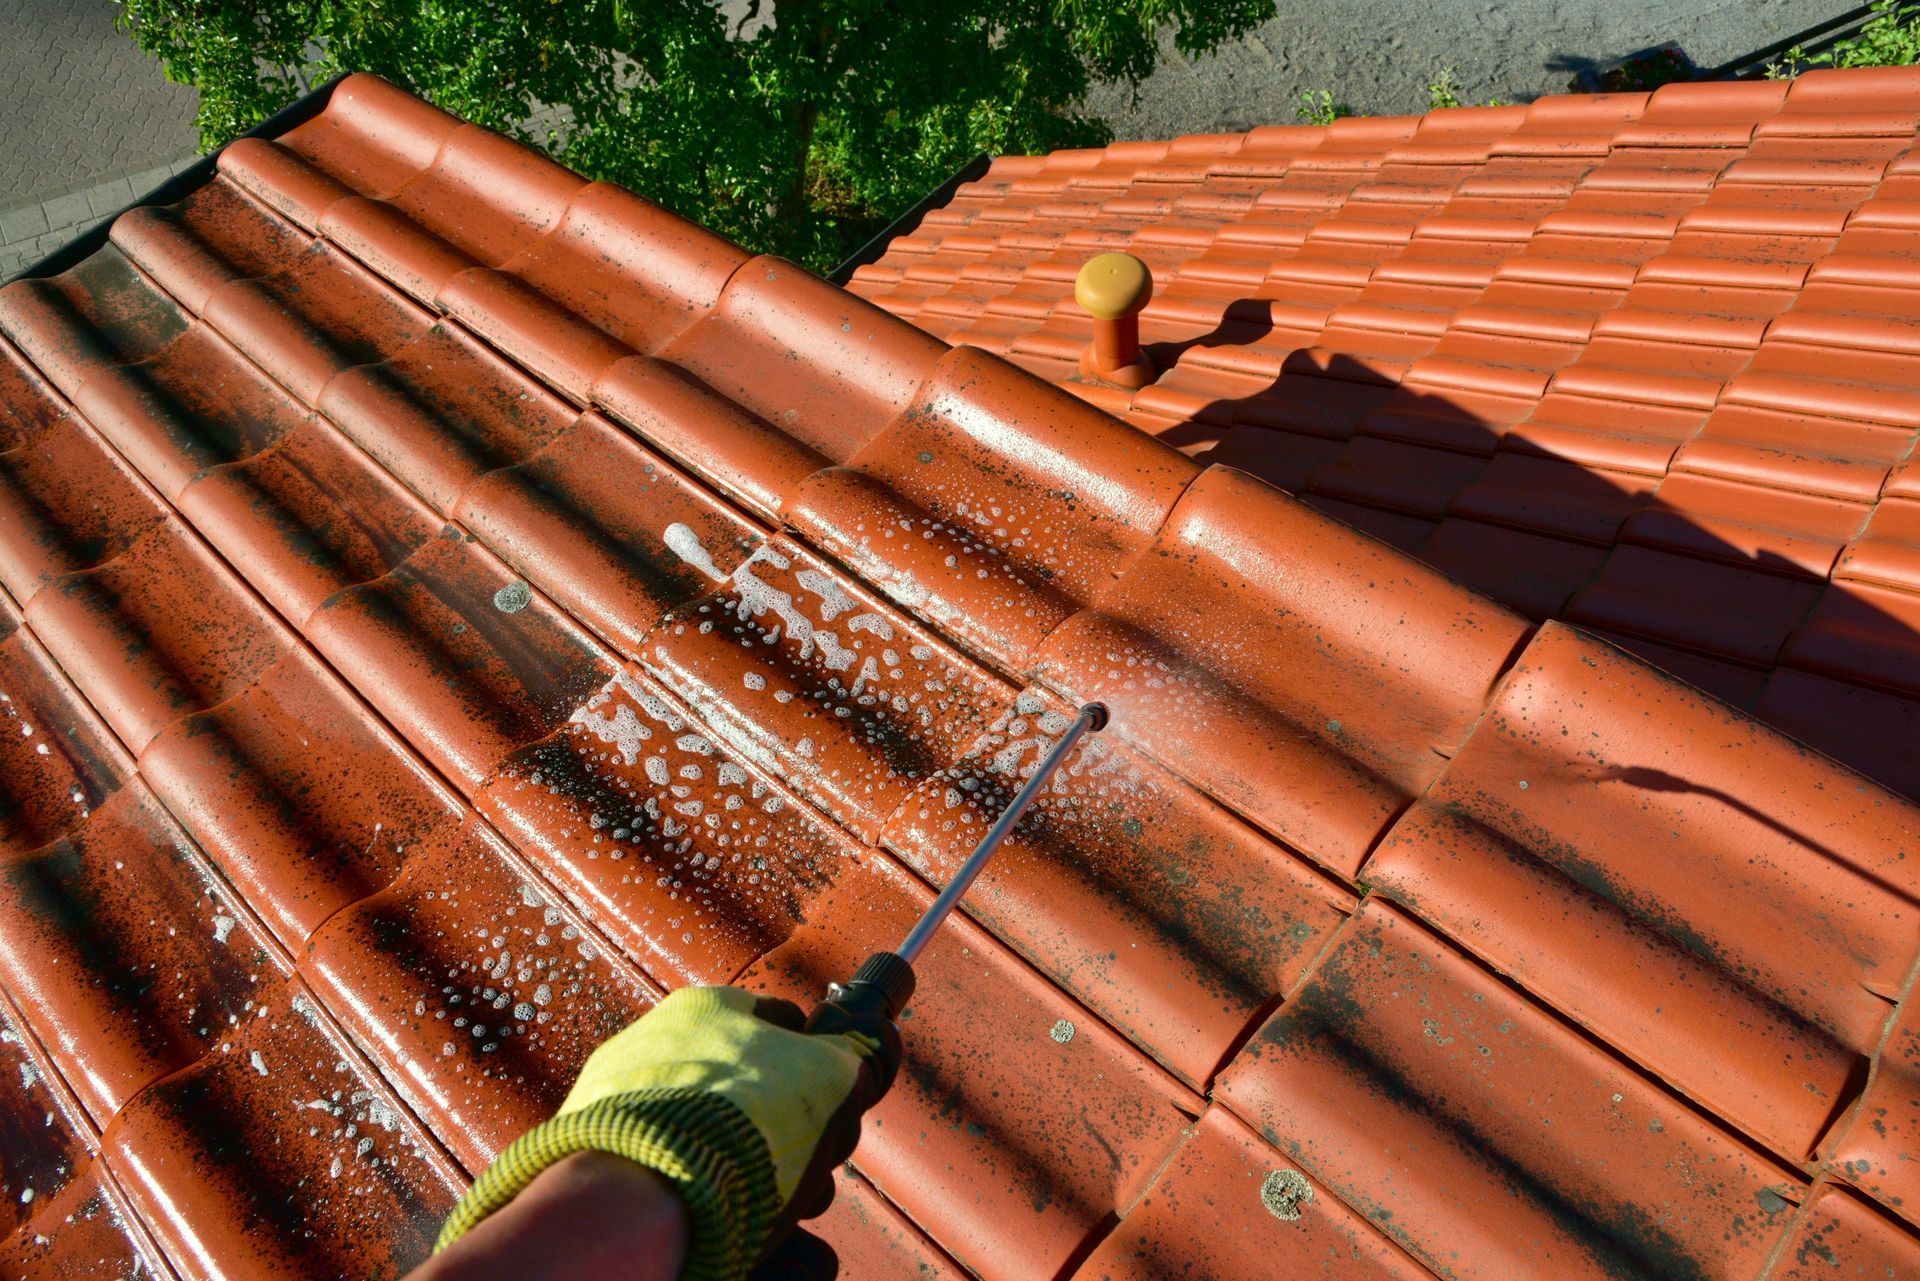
[
  {"xmin": 6, "ymin": 72, "xmax": 351, "ymax": 286},
  {"xmin": 1697, "ymin": 3, "xmax": 1878, "ymax": 81},
  {"xmin": 829, "ymin": 152, "xmax": 992, "ymax": 286}
]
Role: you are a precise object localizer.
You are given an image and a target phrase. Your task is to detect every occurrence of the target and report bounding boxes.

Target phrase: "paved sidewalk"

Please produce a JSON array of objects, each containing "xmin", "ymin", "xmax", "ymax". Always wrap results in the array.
[
  {"xmin": 0, "ymin": 0, "xmax": 199, "ymax": 277},
  {"xmin": 1, "ymin": 156, "xmax": 200, "ymax": 279}
]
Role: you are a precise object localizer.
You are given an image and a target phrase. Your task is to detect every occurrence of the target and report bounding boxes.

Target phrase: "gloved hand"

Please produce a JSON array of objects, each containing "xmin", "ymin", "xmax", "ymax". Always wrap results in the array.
[{"xmin": 435, "ymin": 985, "xmax": 901, "ymax": 1281}]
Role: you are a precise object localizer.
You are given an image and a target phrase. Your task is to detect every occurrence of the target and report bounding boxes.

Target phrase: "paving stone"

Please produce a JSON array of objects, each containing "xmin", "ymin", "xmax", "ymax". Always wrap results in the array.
[
  {"xmin": 83, "ymin": 176, "xmax": 135, "ymax": 219},
  {"xmin": 0, "ymin": 204, "xmax": 48, "ymax": 243},
  {"xmin": 40, "ymin": 188, "xmax": 92, "ymax": 232}
]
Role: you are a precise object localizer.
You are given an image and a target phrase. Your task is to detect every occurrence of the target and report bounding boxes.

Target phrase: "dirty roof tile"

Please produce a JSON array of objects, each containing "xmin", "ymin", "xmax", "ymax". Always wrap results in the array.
[
  {"xmin": 304, "ymin": 529, "xmax": 619, "ymax": 792},
  {"xmin": 1076, "ymin": 1106, "xmax": 1434, "ymax": 1281},
  {"xmin": 742, "ymin": 852, "xmax": 1194, "ymax": 1281},
  {"xmin": 452, "ymin": 411, "xmax": 766, "ymax": 656},
  {"xmin": 478, "ymin": 663, "xmax": 861, "ymax": 986},
  {"xmin": 0, "ymin": 992, "xmax": 93, "ymax": 1239},
  {"xmin": 0, "ymin": 781, "xmax": 280, "ymax": 1124},
  {"xmin": 641, "ymin": 536, "xmax": 1020, "ymax": 842},
  {"xmin": 0, "ymin": 594, "xmax": 125, "ymax": 794},
  {"xmin": 592, "ymin": 354, "xmax": 833, "ymax": 523},
  {"xmin": 178, "ymin": 417, "xmax": 441, "ymax": 624},
  {"xmin": 201, "ymin": 243, "xmax": 434, "ymax": 405},
  {"xmin": 103, "ymin": 977, "xmax": 462, "ymax": 1279},
  {"xmin": 1768, "ymin": 1184, "xmax": 1920, "ymax": 1277},
  {"xmin": 300, "ymin": 818, "xmax": 656, "ymax": 1169},
  {"xmin": 1218, "ymin": 899, "xmax": 1804, "ymax": 1281},
  {"xmin": 138, "ymin": 645, "xmax": 465, "ymax": 948},
  {"xmin": 1824, "ymin": 967, "xmax": 1920, "ymax": 1228},
  {"xmin": 317, "ymin": 321, "xmax": 579, "ymax": 515},
  {"xmin": 1364, "ymin": 620, "xmax": 1916, "ymax": 1159},
  {"xmin": 810, "ymin": 1170, "xmax": 966, "ymax": 1280},
  {"xmin": 1034, "ymin": 464, "xmax": 1528, "ymax": 876},
  {"xmin": 788, "ymin": 344, "xmax": 1200, "ymax": 668},
  {"xmin": 0, "ymin": 1162, "xmax": 166, "ymax": 1279},
  {"xmin": 882, "ymin": 686, "xmax": 1353, "ymax": 1086},
  {"xmin": 110, "ymin": 178, "xmax": 313, "ymax": 314},
  {"xmin": 0, "ymin": 247, "xmax": 189, "ymax": 391},
  {"xmin": 24, "ymin": 522, "xmax": 295, "ymax": 752}
]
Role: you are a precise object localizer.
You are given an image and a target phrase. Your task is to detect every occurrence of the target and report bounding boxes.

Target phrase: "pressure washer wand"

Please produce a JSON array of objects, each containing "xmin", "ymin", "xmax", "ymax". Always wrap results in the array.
[
  {"xmin": 802, "ymin": 703, "xmax": 1110, "ymax": 1077},
  {"xmin": 896, "ymin": 701, "xmax": 1110, "ymax": 966}
]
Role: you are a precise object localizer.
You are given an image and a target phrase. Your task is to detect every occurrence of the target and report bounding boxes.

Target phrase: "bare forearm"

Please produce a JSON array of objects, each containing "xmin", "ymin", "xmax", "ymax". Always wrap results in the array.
[{"xmin": 408, "ymin": 1152, "xmax": 689, "ymax": 1281}]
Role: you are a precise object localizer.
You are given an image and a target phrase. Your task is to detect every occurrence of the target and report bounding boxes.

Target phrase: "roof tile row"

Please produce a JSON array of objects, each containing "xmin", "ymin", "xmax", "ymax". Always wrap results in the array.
[{"xmin": 856, "ymin": 68, "xmax": 1920, "ymax": 811}]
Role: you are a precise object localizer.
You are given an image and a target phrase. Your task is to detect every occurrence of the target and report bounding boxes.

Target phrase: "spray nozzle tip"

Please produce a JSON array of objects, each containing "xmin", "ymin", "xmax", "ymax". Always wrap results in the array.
[{"xmin": 1081, "ymin": 703, "xmax": 1110, "ymax": 733}]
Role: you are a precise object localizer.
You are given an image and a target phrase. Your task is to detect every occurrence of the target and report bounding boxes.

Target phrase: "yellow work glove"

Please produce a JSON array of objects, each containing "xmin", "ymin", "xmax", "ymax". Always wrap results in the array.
[{"xmin": 435, "ymin": 985, "xmax": 899, "ymax": 1281}]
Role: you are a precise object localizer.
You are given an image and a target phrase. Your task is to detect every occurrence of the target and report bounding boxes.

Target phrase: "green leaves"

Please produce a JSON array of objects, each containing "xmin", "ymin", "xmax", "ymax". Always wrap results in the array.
[
  {"xmin": 1769, "ymin": 0, "xmax": 1920, "ymax": 78},
  {"xmin": 116, "ymin": 0, "xmax": 1268, "ymax": 271}
]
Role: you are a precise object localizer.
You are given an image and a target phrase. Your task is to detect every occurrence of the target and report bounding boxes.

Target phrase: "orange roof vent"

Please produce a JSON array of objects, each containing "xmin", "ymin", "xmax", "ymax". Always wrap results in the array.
[{"xmin": 1075, "ymin": 252, "xmax": 1156, "ymax": 389}]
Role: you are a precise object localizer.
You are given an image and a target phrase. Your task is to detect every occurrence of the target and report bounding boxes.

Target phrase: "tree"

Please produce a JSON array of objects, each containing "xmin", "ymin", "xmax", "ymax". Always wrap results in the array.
[{"xmin": 116, "ymin": 0, "xmax": 1271, "ymax": 272}]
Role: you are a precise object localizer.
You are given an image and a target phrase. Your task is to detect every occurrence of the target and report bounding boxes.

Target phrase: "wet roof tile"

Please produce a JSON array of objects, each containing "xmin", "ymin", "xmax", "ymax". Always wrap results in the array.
[
  {"xmin": 0, "ymin": 781, "xmax": 281, "ymax": 1124},
  {"xmin": 3, "ymin": 71, "xmax": 1919, "ymax": 1276},
  {"xmin": 741, "ymin": 852, "xmax": 1194, "ymax": 1281}
]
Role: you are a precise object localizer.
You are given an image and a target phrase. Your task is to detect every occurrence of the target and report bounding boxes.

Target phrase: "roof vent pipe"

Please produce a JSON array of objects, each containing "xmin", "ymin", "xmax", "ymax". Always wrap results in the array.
[{"xmin": 1075, "ymin": 252, "xmax": 1157, "ymax": 389}]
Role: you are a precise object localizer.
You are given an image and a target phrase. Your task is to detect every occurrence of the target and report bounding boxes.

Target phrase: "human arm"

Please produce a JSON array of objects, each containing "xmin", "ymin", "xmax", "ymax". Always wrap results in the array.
[
  {"xmin": 412, "ymin": 985, "xmax": 899, "ymax": 1281},
  {"xmin": 407, "ymin": 1151, "xmax": 687, "ymax": 1281}
]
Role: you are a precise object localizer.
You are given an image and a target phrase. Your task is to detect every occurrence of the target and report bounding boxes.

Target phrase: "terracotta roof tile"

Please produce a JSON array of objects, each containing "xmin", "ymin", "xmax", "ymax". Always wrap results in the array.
[
  {"xmin": 1034, "ymin": 464, "xmax": 1528, "ymax": 875},
  {"xmin": 1769, "ymin": 1184, "xmax": 1920, "ymax": 1279},
  {"xmin": 300, "ymin": 817, "xmax": 656, "ymax": 1169},
  {"xmin": 1365, "ymin": 621, "xmax": 1915, "ymax": 1159},
  {"xmin": 3, "ymin": 72, "xmax": 1919, "ymax": 1276},
  {"xmin": 740, "ymin": 852, "xmax": 1194, "ymax": 1281},
  {"xmin": 104, "ymin": 976, "xmax": 464, "ymax": 1277},
  {"xmin": 0, "ymin": 992, "xmax": 95, "ymax": 1237},
  {"xmin": 1079, "ymin": 1106, "xmax": 1434, "ymax": 1280},
  {"xmin": 1826, "ymin": 962, "xmax": 1920, "ymax": 1219},
  {"xmin": 0, "ymin": 1163, "xmax": 164, "ymax": 1277},
  {"xmin": 0, "ymin": 780, "xmax": 280, "ymax": 1122},
  {"xmin": 1217, "ymin": 899, "xmax": 1804, "ymax": 1281}
]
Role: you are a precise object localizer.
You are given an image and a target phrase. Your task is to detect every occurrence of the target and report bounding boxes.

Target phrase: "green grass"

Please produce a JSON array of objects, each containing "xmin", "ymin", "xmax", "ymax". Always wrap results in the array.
[{"xmin": 1294, "ymin": 68, "xmax": 1504, "ymax": 124}]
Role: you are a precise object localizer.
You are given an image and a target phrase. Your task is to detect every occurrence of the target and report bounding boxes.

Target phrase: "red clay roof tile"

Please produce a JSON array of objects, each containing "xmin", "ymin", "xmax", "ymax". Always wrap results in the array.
[
  {"xmin": 103, "ymin": 977, "xmax": 463, "ymax": 1278},
  {"xmin": 1826, "ymin": 965, "xmax": 1920, "ymax": 1227},
  {"xmin": 138, "ymin": 645, "xmax": 465, "ymax": 947},
  {"xmin": 1365, "ymin": 621, "xmax": 1916, "ymax": 1159},
  {"xmin": 5, "ymin": 71, "xmax": 1920, "ymax": 1276},
  {"xmin": 300, "ymin": 817, "xmax": 656, "ymax": 1169},
  {"xmin": 0, "ymin": 991, "xmax": 94, "ymax": 1238},
  {"xmin": 0, "ymin": 781, "xmax": 282, "ymax": 1123},
  {"xmin": 1768, "ymin": 1183, "xmax": 1920, "ymax": 1278},
  {"xmin": 1035, "ymin": 464, "xmax": 1528, "ymax": 875},
  {"xmin": 881, "ymin": 686, "xmax": 1353, "ymax": 1086},
  {"xmin": 1079, "ymin": 1106, "xmax": 1435, "ymax": 1280},
  {"xmin": 0, "ymin": 1162, "xmax": 164, "ymax": 1277},
  {"xmin": 741, "ymin": 852, "xmax": 1194, "ymax": 1281},
  {"xmin": 1218, "ymin": 899, "xmax": 1804, "ymax": 1281}
]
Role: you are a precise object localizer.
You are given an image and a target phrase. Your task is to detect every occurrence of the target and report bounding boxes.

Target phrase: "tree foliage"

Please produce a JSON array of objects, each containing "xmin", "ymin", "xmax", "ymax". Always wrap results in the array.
[{"xmin": 116, "ymin": 0, "xmax": 1270, "ymax": 270}]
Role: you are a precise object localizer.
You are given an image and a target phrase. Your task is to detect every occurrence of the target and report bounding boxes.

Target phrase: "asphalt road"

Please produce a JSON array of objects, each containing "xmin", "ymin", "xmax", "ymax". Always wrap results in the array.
[{"xmin": 1086, "ymin": 0, "xmax": 1851, "ymax": 138}]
